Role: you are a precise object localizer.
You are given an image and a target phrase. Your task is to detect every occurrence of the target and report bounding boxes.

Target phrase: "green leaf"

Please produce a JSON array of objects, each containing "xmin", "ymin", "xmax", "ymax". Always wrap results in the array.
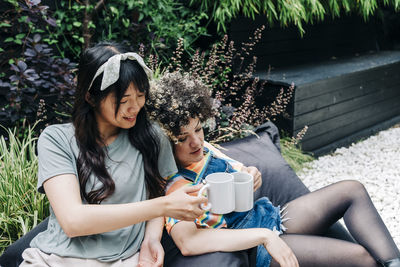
[
  {"xmin": 110, "ymin": 6, "xmax": 119, "ymax": 17},
  {"xmin": 43, "ymin": 38, "xmax": 58, "ymax": 45},
  {"xmin": 72, "ymin": 21, "xmax": 82, "ymax": 27},
  {"xmin": 0, "ymin": 22, "xmax": 11, "ymax": 27},
  {"xmin": 122, "ymin": 18, "xmax": 130, "ymax": 28},
  {"xmin": 18, "ymin": 16, "xmax": 28, "ymax": 23},
  {"xmin": 88, "ymin": 21, "xmax": 96, "ymax": 29},
  {"xmin": 139, "ymin": 13, "xmax": 144, "ymax": 22},
  {"xmin": 15, "ymin": 33, "xmax": 25, "ymax": 39},
  {"xmin": 4, "ymin": 37, "xmax": 14, "ymax": 43},
  {"xmin": 9, "ymin": 58, "xmax": 15, "ymax": 64}
]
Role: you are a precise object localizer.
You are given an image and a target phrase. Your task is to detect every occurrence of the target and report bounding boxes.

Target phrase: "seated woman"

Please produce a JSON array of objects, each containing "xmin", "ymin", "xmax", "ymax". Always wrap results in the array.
[
  {"xmin": 146, "ymin": 71, "xmax": 400, "ymax": 267},
  {"xmin": 17, "ymin": 42, "xmax": 208, "ymax": 267}
]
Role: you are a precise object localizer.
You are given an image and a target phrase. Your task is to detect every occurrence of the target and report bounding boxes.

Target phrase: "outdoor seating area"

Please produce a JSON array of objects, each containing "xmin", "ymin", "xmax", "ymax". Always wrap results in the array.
[{"xmin": 1, "ymin": 1, "xmax": 400, "ymax": 266}]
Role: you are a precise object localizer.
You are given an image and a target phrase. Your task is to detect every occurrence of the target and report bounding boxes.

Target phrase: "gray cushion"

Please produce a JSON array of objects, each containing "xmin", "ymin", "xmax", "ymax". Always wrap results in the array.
[
  {"xmin": 220, "ymin": 121, "xmax": 354, "ymax": 242},
  {"xmin": 0, "ymin": 121, "xmax": 352, "ymax": 267},
  {"xmin": 220, "ymin": 121, "xmax": 310, "ymax": 206}
]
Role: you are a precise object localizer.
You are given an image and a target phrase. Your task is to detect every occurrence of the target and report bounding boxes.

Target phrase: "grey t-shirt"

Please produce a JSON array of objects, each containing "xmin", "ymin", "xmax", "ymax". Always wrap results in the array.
[{"xmin": 30, "ymin": 123, "xmax": 177, "ymax": 261}]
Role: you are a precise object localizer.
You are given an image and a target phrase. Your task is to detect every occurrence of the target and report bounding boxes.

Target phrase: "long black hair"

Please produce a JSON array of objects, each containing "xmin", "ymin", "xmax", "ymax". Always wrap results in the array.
[{"xmin": 72, "ymin": 41, "xmax": 165, "ymax": 204}]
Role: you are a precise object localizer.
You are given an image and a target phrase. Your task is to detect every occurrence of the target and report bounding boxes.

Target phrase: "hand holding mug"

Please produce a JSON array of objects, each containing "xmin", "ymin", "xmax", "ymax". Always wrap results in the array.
[
  {"xmin": 241, "ymin": 166, "xmax": 262, "ymax": 191},
  {"xmin": 197, "ymin": 172, "xmax": 254, "ymax": 214},
  {"xmin": 197, "ymin": 173, "xmax": 235, "ymax": 214},
  {"xmin": 166, "ymin": 184, "xmax": 207, "ymax": 220}
]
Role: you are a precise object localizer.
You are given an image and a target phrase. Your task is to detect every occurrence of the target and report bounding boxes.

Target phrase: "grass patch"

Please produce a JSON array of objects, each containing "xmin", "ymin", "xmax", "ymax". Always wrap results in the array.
[
  {"xmin": 0, "ymin": 125, "xmax": 49, "ymax": 254},
  {"xmin": 280, "ymin": 136, "xmax": 314, "ymax": 173}
]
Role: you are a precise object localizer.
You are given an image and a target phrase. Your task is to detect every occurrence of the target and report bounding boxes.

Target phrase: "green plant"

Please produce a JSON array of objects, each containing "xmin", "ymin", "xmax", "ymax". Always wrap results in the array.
[
  {"xmin": 0, "ymin": 0, "xmax": 57, "ymax": 58},
  {"xmin": 189, "ymin": 0, "xmax": 400, "ymax": 34},
  {"xmin": 1, "ymin": 0, "xmax": 211, "ymax": 70},
  {"xmin": 0, "ymin": 1, "xmax": 76, "ymax": 133},
  {"xmin": 280, "ymin": 137, "xmax": 314, "ymax": 173},
  {"xmin": 168, "ymin": 27, "xmax": 294, "ymax": 143},
  {"xmin": 48, "ymin": 0, "xmax": 210, "ymax": 62},
  {"xmin": 0, "ymin": 123, "xmax": 49, "ymax": 254},
  {"xmin": 280, "ymin": 127, "xmax": 314, "ymax": 173},
  {"xmin": 49, "ymin": 1, "xmax": 87, "ymax": 58},
  {"xmin": 142, "ymin": 0, "xmax": 210, "ymax": 60},
  {"xmin": 0, "ymin": 33, "xmax": 76, "ymax": 132}
]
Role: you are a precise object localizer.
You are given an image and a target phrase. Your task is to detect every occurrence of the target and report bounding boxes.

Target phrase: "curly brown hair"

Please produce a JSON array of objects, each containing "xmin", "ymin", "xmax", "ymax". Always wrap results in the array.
[{"xmin": 146, "ymin": 71, "xmax": 214, "ymax": 142}]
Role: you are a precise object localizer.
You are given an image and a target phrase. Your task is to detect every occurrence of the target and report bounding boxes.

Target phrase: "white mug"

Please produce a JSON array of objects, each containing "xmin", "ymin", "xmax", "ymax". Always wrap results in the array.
[
  {"xmin": 233, "ymin": 171, "xmax": 254, "ymax": 212},
  {"xmin": 197, "ymin": 172, "xmax": 235, "ymax": 214}
]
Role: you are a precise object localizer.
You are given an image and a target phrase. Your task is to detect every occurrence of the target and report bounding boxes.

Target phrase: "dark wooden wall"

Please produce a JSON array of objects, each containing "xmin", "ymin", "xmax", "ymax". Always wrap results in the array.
[
  {"xmin": 260, "ymin": 50, "xmax": 400, "ymax": 153},
  {"xmin": 294, "ymin": 58, "xmax": 400, "ymax": 152},
  {"xmin": 230, "ymin": 14, "xmax": 380, "ymax": 70},
  {"xmin": 229, "ymin": 14, "xmax": 400, "ymax": 154}
]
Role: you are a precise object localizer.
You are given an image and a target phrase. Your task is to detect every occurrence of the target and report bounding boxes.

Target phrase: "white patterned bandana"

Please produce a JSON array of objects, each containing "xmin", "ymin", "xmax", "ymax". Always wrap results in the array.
[{"xmin": 88, "ymin": 52, "xmax": 153, "ymax": 91}]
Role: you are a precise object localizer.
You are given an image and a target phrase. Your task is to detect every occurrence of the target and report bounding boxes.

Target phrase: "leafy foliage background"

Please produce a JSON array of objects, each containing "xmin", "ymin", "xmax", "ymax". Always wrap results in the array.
[{"xmin": 1, "ymin": 0, "xmax": 399, "ymax": 133}]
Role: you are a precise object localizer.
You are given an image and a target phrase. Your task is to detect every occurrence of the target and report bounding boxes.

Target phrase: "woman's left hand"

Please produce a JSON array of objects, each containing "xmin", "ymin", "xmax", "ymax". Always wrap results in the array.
[
  {"xmin": 138, "ymin": 238, "xmax": 164, "ymax": 267},
  {"xmin": 242, "ymin": 166, "xmax": 262, "ymax": 191}
]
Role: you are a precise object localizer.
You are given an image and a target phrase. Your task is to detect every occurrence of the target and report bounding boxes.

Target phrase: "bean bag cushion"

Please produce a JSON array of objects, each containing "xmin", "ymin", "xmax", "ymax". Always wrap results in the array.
[
  {"xmin": 0, "ymin": 122, "xmax": 352, "ymax": 267},
  {"xmin": 220, "ymin": 121, "xmax": 354, "ymax": 242}
]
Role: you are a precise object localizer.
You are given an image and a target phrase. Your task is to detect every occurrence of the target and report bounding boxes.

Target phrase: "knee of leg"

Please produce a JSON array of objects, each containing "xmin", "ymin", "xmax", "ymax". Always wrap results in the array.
[
  {"xmin": 340, "ymin": 180, "xmax": 368, "ymax": 198},
  {"xmin": 354, "ymin": 246, "xmax": 379, "ymax": 267}
]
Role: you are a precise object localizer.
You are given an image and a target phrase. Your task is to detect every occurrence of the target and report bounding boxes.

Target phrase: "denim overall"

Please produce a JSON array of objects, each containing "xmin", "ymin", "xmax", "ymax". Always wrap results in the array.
[{"xmin": 178, "ymin": 148, "xmax": 284, "ymax": 267}]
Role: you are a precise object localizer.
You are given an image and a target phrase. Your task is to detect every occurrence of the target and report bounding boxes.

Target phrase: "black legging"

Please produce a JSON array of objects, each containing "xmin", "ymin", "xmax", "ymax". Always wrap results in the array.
[{"xmin": 269, "ymin": 180, "xmax": 400, "ymax": 267}]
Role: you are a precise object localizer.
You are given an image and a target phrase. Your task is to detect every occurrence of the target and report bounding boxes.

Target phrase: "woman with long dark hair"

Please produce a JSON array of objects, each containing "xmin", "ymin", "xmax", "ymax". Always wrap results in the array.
[{"xmin": 19, "ymin": 42, "xmax": 207, "ymax": 266}]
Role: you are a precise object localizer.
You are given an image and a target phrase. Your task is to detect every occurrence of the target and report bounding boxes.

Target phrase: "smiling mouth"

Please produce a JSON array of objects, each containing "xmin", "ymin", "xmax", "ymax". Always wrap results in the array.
[
  {"xmin": 191, "ymin": 148, "xmax": 202, "ymax": 154},
  {"xmin": 123, "ymin": 115, "xmax": 137, "ymax": 121}
]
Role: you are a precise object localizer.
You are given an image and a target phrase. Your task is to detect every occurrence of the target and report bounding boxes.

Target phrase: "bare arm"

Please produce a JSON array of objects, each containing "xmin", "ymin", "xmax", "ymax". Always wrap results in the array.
[
  {"xmin": 143, "ymin": 217, "xmax": 164, "ymax": 242},
  {"xmin": 44, "ymin": 174, "xmax": 207, "ymax": 237},
  {"xmin": 170, "ymin": 221, "xmax": 299, "ymax": 266},
  {"xmin": 138, "ymin": 217, "xmax": 165, "ymax": 267},
  {"xmin": 170, "ymin": 221, "xmax": 268, "ymax": 256},
  {"xmin": 166, "ymin": 183, "xmax": 260, "ymax": 255}
]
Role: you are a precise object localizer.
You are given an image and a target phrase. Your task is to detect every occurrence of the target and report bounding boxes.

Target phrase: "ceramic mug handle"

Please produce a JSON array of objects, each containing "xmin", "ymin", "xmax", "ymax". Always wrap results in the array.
[{"xmin": 197, "ymin": 184, "xmax": 211, "ymax": 210}]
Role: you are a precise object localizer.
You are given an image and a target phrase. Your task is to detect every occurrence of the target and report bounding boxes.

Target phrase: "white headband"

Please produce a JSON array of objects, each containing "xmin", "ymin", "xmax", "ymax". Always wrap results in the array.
[{"xmin": 88, "ymin": 52, "xmax": 153, "ymax": 91}]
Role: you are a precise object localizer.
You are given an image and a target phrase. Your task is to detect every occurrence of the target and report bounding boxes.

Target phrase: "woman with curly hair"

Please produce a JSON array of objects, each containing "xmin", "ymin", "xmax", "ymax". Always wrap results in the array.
[{"xmin": 146, "ymin": 71, "xmax": 400, "ymax": 267}]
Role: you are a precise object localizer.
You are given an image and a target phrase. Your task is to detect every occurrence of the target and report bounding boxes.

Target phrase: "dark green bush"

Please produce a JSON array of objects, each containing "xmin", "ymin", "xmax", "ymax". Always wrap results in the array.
[
  {"xmin": 0, "ymin": 0, "xmax": 212, "ymax": 132},
  {"xmin": 0, "ymin": 1, "xmax": 76, "ymax": 132},
  {"xmin": 47, "ymin": 0, "xmax": 210, "ymax": 62},
  {"xmin": 189, "ymin": 0, "xmax": 400, "ymax": 34}
]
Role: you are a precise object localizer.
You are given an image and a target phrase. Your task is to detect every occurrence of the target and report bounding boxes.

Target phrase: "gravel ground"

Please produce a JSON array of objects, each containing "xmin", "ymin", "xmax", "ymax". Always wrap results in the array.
[{"xmin": 298, "ymin": 125, "xmax": 400, "ymax": 248}]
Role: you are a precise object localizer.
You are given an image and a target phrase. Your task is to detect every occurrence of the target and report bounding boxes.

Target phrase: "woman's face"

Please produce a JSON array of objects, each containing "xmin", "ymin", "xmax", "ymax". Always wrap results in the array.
[
  {"xmin": 174, "ymin": 117, "xmax": 205, "ymax": 167},
  {"xmin": 96, "ymin": 83, "xmax": 145, "ymax": 135}
]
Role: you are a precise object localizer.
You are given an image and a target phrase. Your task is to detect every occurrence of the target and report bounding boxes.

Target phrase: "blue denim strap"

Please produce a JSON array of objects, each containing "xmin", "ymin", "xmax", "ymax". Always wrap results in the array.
[
  {"xmin": 177, "ymin": 147, "xmax": 237, "ymax": 184},
  {"xmin": 177, "ymin": 148, "xmax": 212, "ymax": 184}
]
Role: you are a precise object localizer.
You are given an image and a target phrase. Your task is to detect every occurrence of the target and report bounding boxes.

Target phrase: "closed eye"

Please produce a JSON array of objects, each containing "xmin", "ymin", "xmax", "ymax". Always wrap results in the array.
[{"xmin": 178, "ymin": 136, "xmax": 187, "ymax": 142}]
